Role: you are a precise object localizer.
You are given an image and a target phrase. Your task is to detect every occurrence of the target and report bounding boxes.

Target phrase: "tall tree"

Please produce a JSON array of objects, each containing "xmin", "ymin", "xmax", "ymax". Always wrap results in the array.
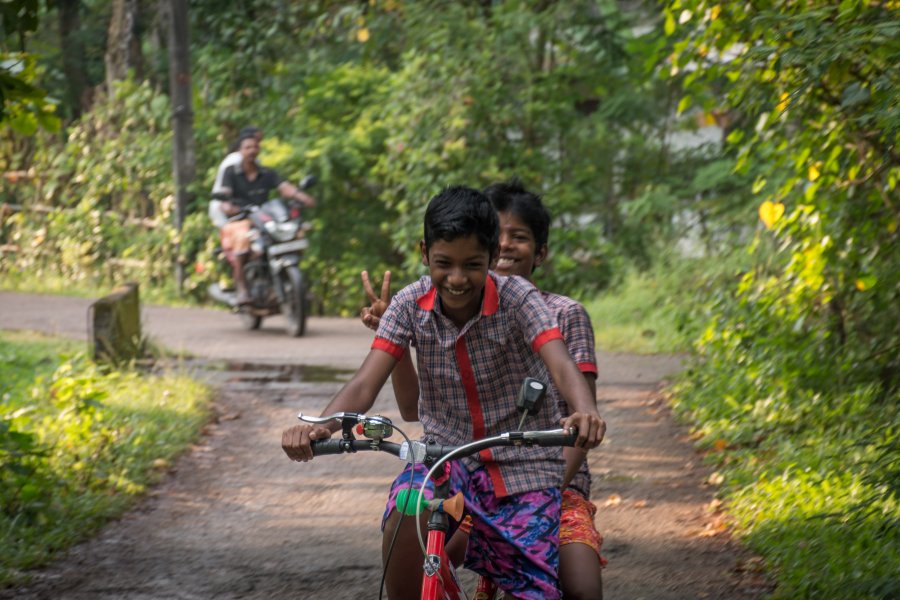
[
  {"xmin": 105, "ymin": 0, "xmax": 142, "ymax": 93},
  {"xmin": 167, "ymin": 0, "xmax": 194, "ymax": 293},
  {"xmin": 57, "ymin": 0, "xmax": 89, "ymax": 117}
]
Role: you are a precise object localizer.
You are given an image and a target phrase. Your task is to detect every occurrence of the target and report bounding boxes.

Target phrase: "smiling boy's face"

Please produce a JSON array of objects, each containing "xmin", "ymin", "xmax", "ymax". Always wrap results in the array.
[
  {"xmin": 422, "ymin": 234, "xmax": 493, "ymax": 327},
  {"xmin": 494, "ymin": 211, "xmax": 547, "ymax": 280}
]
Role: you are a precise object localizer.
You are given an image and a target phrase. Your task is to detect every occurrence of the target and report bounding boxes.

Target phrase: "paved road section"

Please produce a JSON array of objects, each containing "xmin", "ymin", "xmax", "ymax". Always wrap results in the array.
[
  {"xmin": 0, "ymin": 291, "xmax": 373, "ymax": 368},
  {"xmin": 3, "ymin": 291, "xmax": 773, "ymax": 600},
  {"xmin": 0, "ymin": 290, "xmax": 684, "ymax": 383}
]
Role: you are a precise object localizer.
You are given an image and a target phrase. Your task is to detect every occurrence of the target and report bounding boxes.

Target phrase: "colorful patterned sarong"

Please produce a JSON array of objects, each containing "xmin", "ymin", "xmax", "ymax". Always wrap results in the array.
[{"xmin": 384, "ymin": 462, "xmax": 563, "ymax": 599}]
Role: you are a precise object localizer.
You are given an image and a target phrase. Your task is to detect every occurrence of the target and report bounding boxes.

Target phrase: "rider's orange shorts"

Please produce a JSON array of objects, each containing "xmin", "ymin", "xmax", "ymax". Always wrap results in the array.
[
  {"xmin": 457, "ymin": 488, "xmax": 607, "ymax": 566},
  {"xmin": 560, "ymin": 489, "xmax": 607, "ymax": 566},
  {"xmin": 220, "ymin": 219, "xmax": 252, "ymax": 255}
]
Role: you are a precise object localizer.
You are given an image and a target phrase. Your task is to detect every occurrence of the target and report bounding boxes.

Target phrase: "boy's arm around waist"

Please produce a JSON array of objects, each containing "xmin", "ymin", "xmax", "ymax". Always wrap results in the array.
[{"xmin": 282, "ymin": 349, "xmax": 398, "ymax": 462}]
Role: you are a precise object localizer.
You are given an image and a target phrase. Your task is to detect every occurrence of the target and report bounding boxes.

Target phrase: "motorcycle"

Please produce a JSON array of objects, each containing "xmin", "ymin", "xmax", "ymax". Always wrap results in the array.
[{"xmin": 208, "ymin": 175, "xmax": 316, "ymax": 337}]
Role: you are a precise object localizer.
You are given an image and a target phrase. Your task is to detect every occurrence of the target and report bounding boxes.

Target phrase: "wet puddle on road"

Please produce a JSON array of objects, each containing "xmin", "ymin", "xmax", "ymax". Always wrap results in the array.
[
  {"xmin": 158, "ymin": 359, "xmax": 355, "ymax": 388},
  {"xmin": 218, "ymin": 361, "xmax": 354, "ymax": 384}
]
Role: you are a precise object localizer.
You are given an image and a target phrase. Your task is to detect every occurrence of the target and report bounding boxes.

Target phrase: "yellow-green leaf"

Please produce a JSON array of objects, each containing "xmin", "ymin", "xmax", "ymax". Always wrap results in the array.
[
  {"xmin": 664, "ymin": 10, "xmax": 676, "ymax": 35},
  {"xmin": 855, "ymin": 276, "xmax": 876, "ymax": 291},
  {"xmin": 808, "ymin": 162, "xmax": 821, "ymax": 182},
  {"xmin": 759, "ymin": 201, "xmax": 785, "ymax": 229}
]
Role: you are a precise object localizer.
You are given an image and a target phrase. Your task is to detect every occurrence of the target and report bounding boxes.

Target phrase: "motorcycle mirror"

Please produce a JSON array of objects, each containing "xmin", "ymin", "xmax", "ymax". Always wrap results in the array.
[{"xmin": 299, "ymin": 175, "xmax": 317, "ymax": 190}]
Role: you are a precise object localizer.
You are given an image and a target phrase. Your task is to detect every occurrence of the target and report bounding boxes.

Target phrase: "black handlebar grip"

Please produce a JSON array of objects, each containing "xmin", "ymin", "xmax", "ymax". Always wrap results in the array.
[
  {"xmin": 310, "ymin": 439, "xmax": 347, "ymax": 456},
  {"xmin": 310, "ymin": 438, "xmax": 400, "ymax": 457},
  {"xmin": 533, "ymin": 429, "xmax": 579, "ymax": 448}
]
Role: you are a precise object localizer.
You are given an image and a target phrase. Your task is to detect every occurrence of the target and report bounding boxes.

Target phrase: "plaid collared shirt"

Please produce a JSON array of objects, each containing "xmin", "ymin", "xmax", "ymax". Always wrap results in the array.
[
  {"xmin": 372, "ymin": 273, "xmax": 566, "ymax": 497},
  {"xmin": 543, "ymin": 291, "xmax": 597, "ymax": 499}
]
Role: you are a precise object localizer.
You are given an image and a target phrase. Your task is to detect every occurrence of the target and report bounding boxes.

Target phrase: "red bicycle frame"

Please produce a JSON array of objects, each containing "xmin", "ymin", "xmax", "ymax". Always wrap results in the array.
[
  {"xmin": 421, "ymin": 521, "xmax": 463, "ymax": 599},
  {"xmin": 300, "ymin": 409, "xmax": 575, "ymax": 600},
  {"xmin": 413, "ymin": 470, "xmax": 499, "ymax": 600}
]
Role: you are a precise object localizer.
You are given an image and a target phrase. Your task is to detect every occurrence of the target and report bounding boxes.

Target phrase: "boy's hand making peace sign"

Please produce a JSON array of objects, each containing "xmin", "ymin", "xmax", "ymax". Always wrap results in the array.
[{"xmin": 360, "ymin": 270, "xmax": 392, "ymax": 331}]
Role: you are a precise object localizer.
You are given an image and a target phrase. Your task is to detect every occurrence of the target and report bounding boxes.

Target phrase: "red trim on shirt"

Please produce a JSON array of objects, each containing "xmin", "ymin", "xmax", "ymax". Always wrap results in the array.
[
  {"xmin": 417, "ymin": 276, "xmax": 498, "ymax": 316},
  {"xmin": 372, "ymin": 337, "xmax": 405, "ymax": 361},
  {"xmin": 577, "ymin": 362, "xmax": 598, "ymax": 375},
  {"xmin": 416, "ymin": 287, "xmax": 437, "ymax": 311},
  {"xmin": 483, "ymin": 450, "xmax": 508, "ymax": 497},
  {"xmin": 481, "ymin": 275, "xmax": 499, "ymax": 316},
  {"xmin": 455, "ymin": 337, "xmax": 509, "ymax": 496},
  {"xmin": 531, "ymin": 327, "xmax": 563, "ymax": 353},
  {"xmin": 455, "ymin": 338, "xmax": 485, "ymax": 439}
]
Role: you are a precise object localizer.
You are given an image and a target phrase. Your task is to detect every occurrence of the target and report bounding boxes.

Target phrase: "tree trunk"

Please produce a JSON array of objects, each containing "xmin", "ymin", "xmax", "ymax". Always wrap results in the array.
[
  {"xmin": 105, "ymin": 0, "xmax": 142, "ymax": 94},
  {"xmin": 58, "ymin": 0, "xmax": 89, "ymax": 117},
  {"xmin": 167, "ymin": 0, "xmax": 195, "ymax": 294}
]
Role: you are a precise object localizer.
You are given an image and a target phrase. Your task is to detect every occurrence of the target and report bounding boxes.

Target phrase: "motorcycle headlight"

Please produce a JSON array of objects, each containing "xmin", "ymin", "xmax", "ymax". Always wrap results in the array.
[{"xmin": 271, "ymin": 222, "xmax": 299, "ymax": 242}]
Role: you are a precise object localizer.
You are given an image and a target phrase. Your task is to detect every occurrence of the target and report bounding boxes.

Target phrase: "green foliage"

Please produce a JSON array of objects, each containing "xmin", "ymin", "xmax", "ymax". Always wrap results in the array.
[
  {"xmin": 278, "ymin": 62, "xmax": 400, "ymax": 314},
  {"xmin": 363, "ymin": 0, "xmax": 651, "ymax": 298},
  {"xmin": 0, "ymin": 331, "xmax": 211, "ymax": 585},
  {"xmin": 673, "ymin": 342, "xmax": 900, "ymax": 598},
  {"xmin": 1, "ymin": 78, "xmax": 222, "ymax": 301},
  {"xmin": 584, "ymin": 251, "xmax": 750, "ymax": 354},
  {"xmin": 665, "ymin": 0, "xmax": 900, "ymax": 596},
  {"xmin": 0, "ymin": 52, "xmax": 60, "ymax": 134},
  {"xmin": 6, "ymin": 0, "xmax": 704, "ymax": 312},
  {"xmin": 0, "ymin": 1, "xmax": 60, "ymax": 132}
]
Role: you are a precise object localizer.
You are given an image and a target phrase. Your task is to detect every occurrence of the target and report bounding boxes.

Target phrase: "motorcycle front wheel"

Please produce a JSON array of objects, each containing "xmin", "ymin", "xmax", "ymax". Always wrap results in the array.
[
  {"xmin": 240, "ymin": 310, "xmax": 262, "ymax": 330},
  {"xmin": 281, "ymin": 266, "xmax": 307, "ymax": 337}
]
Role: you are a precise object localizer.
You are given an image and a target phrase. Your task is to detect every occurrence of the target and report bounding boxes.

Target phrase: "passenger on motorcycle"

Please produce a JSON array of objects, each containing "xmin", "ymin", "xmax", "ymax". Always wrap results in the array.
[{"xmin": 215, "ymin": 130, "xmax": 316, "ymax": 305}]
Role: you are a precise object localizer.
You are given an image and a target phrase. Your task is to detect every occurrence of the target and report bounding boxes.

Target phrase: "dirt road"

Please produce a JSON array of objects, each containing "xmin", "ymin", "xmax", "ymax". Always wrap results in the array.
[{"xmin": 0, "ymin": 291, "xmax": 770, "ymax": 599}]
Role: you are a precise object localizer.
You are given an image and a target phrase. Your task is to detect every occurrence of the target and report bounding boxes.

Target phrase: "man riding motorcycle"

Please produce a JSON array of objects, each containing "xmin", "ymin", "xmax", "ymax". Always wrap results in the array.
[
  {"xmin": 209, "ymin": 126, "xmax": 263, "ymax": 228},
  {"xmin": 214, "ymin": 130, "xmax": 316, "ymax": 305}
]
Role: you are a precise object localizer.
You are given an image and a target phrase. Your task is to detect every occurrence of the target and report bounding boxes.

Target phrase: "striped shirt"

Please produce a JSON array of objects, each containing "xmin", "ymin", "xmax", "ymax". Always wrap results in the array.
[{"xmin": 373, "ymin": 273, "xmax": 566, "ymax": 497}]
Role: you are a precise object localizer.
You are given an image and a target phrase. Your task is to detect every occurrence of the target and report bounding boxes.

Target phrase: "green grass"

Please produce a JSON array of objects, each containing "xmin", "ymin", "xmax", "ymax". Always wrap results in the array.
[
  {"xmin": 588, "ymin": 250, "xmax": 899, "ymax": 597},
  {"xmin": 672, "ymin": 356, "xmax": 900, "ymax": 598},
  {"xmin": 729, "ymin": 458, "xmax": 899, "ymax": 599},
  {"xmin": 0, "ymin": 271, "xmax": 209, "ymax": 308},
  {"xmin": 585, "ymin": 268, "xmax": 695, "ymax": 353},
  {"xmin": 583, "ymin": 253, "xmax": 745, "ymax": 354},
  {"xmin": 0, "ymin": 331, "xmax": 212, "ymax": 586}
]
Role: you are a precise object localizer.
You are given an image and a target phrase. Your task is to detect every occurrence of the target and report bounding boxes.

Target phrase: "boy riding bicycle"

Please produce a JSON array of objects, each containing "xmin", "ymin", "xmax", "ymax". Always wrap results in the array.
[
  {"xmin": 361, "ymin": 180, "xmax": 606, "ymax": 599},
  {"xmin": 283, "ymin": 186, "xmax": 605, "ymax": 599}
]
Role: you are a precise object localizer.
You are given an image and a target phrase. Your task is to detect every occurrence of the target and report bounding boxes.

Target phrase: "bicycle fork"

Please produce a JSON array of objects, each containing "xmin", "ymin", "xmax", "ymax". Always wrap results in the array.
[{"xmin": 421, "ymin": 473, "xmax": 465, "ymax": 600}]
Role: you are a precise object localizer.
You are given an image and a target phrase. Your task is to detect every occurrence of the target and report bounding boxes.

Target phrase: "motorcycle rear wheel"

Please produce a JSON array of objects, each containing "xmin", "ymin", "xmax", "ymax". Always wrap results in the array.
[{"xmin": 281, "ymin": 266, "xmax": 307, "ymax": 337}]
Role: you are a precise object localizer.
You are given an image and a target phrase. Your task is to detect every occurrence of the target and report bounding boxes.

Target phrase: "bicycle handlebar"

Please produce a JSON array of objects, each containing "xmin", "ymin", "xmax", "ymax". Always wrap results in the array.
[
  {"xmin": 301, "ymin": 411, "xmax": 578, "ymax": 464},
  {"xmin": 298, "ymin": 411, "xmax": 580, "ymax": 559},
  {"xmin": 308, "ymin": 438, "xmax": 404, "ymax": 456}
]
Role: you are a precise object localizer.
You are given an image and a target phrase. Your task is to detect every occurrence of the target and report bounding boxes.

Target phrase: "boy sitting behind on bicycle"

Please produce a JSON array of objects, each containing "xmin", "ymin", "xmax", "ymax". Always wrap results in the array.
[
  {"xmin": 283, "ymin": 185, "xmax": 605, "ymax": 600},
  {"xmin": 360, "ymin": 180, "xmax": 606, "ymax": 599}
]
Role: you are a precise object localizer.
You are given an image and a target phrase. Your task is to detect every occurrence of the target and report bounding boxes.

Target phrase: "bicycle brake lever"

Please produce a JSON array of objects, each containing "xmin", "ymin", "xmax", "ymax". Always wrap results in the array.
[
  {"xmin": 298, "ymin": 412, "xmax": 376, "ymax": 442},
  {"xmin": 297, "ymin": 412, "xmax": 362, "ymax": 424}
]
